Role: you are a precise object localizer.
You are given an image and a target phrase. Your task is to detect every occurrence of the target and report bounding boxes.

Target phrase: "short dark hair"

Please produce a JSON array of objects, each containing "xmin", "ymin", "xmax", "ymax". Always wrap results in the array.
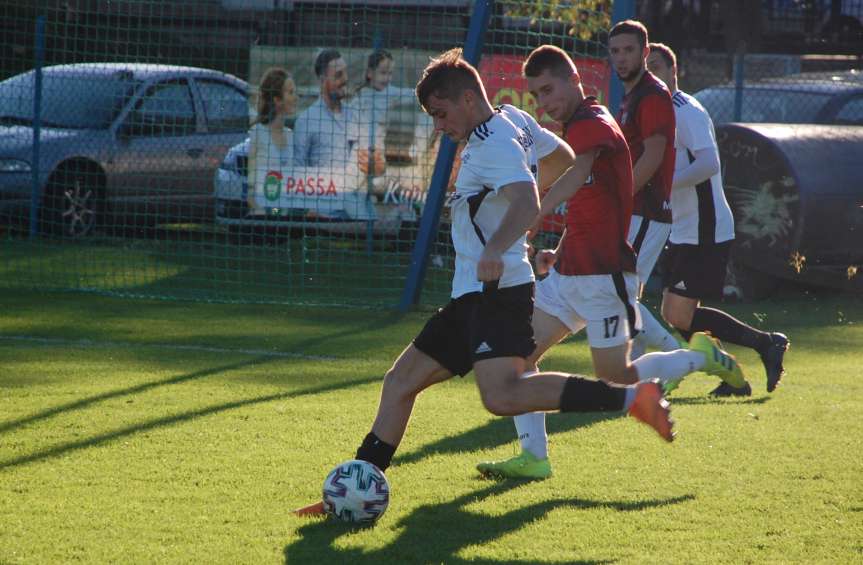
[
  {"xmin": 648, "ymin": 42, "xmax": 676, "ymax": 68},
  {"xmin": 523, "ymin": 45, "xmax": 579, "ymax": 81},
  {"xmin": 314, "ymin": 48, "xmax": 342, "ymax": 79},
  {"xmin": 367, "ymin": 49, "xmax": 393, "ymax": 72},
  {"xmin": 609, "ymin": 19, "xmax": 649, "ymax": 49},
  {"xmin": 415, "ymin": 48, "xmax": 485, "ymax": 111}
]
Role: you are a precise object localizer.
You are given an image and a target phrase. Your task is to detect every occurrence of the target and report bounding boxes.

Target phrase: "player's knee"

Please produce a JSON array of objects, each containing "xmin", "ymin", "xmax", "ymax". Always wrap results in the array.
[
  {"xmin": 382, "ymin": 365, "xmax": 423, "ymax": 400},
  {"xmin": 662, "ymin": 302, "xmax": 691, "ymax": 331},
  {"xmin": 476, "ymin": 380, "xmax": 520, "ymax": 416}
]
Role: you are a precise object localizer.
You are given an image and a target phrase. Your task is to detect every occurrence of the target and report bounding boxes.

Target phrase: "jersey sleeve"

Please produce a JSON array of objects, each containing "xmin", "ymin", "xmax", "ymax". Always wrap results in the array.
[
  {"xmin": 637, "ymin": 93, "xmax": 675, "ymax": 141},
  {"xmin": 513, "ymin": 106, "xmax": 561, "ymax": 159},
  {"xmin": 677, "ymin": 104, "xmax": 715, "ymax": 153},
  {"xmin": 473, "ymin": 135, "xmax": 535, "ymax": 192},
  {"xmin": 565, "ymin": 117, "xmax": 617, "ymax": 156}
]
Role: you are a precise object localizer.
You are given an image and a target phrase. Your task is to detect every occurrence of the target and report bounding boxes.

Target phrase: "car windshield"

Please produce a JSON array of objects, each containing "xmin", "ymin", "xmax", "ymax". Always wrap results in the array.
[
  {"xmin": 0, "ymin": 69, "xmax": 140, "ymax": 129},
  {"xmin": 694, "ymin": 87, "xmax": 834, "ymax": 124}
]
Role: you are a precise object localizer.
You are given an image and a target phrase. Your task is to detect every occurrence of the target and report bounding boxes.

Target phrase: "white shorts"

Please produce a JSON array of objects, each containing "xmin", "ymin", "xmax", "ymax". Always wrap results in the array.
[
  {"xmin": 628, "ymin": 215, "xmax": 672, "ymax": 283},
  {"xmin": 535, "ymin": 268, "xmax": 641, "ymax": 348}
]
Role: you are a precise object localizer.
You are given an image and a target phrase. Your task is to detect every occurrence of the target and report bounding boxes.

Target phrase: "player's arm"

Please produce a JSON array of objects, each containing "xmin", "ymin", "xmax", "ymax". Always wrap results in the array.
[
  {"xmin": 538, "ymin": 148, "xmax": 598, "ymax": 217},
  {"xmin": 672, "ymin": 146, "xmax": 719, "ymax": 190},
  {"xmin": 632, "ymin": 134, "xmax": 665, "ymax": 193},
  {"xmin": 477, "ymin": 180, "xmax": 539, "ymax": 282},
  {"xmin": 537, "ymin": 142, "xmax": 576, "ymax": 193}
]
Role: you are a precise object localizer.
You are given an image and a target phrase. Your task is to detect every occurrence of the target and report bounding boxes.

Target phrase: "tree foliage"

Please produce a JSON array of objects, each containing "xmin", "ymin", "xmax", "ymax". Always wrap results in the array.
[{"xmin": 503, "ymin": 0, "xmax": 612, "ymax": 41}]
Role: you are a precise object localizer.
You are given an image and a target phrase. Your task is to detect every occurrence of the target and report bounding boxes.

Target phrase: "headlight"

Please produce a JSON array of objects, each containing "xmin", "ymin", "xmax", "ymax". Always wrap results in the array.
[{"xmin": 0, "ymin": 159, "xmax": 31, "ymax": 173}]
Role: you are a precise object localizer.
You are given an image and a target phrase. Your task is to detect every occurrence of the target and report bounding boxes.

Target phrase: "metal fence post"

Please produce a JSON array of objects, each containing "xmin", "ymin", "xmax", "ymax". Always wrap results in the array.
[
  {"xmin": 398, "ymin": 0, "xmax": 494, "ymax": 311},
  {"xmin": 29, "ymin": 15, "xmax": 46, "ymax": 240}
]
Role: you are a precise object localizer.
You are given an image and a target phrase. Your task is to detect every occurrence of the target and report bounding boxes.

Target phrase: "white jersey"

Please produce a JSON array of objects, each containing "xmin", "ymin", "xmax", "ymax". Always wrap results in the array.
[
  {"xmin": 669, "ymin": 91, "xmax": 736, "ymax": 245},
  {"xmin": 448, "ymin": 104, "xmax": 561, "ymax": 298}
]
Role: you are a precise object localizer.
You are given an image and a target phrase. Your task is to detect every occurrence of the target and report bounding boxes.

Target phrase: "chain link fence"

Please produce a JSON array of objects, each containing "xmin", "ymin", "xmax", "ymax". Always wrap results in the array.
[
  {"xmin": 0, "ymin": 0, "xmax": 611, "ymax": 308},
  {"xmin": 0, "ymin": 1, "xmax": 859, "ymax": 306}
]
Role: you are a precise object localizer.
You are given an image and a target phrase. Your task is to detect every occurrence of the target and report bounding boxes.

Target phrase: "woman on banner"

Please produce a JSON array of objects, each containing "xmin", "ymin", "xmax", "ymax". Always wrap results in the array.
[{"xmin": 247, "ymin": 67, "xmax": 298, "ymax": 208}]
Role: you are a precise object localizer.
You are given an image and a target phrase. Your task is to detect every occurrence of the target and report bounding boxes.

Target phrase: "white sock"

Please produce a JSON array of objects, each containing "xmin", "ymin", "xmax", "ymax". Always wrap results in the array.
[
  {"xmin": 638, "ymin": 303, "xmax": 679, "ymax": 352},
  {"xmin": 633, "ymin": 350, "xmax": 706, "ymax": 385},
  {"xmin": 513, "ymin": 371, "xmax": 548, "ymax": 460},
  {"xmin": 514, "ymin": 412, "xmax": 548, "ymax": 460}
]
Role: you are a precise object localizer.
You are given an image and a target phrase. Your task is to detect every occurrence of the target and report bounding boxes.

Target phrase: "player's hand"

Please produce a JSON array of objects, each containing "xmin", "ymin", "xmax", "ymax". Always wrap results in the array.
[
  {"xmin": 358, "ymin": 148, "xmax": 386, "ymax": 176},
  {"xmin": 477, "ymin": 247, "xmax": 504, "ymax": 283},
  {"xmin": 535, "ymin": 249, "xmax": 557, "ymax": 276}
]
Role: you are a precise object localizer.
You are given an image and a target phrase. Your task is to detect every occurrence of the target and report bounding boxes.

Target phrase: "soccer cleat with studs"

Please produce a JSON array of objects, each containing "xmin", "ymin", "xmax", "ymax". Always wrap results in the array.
[
  {"xmin": 628, "ymin": 380, "xmax": 675, "ymax": 442},
  {"xmin": 476, "ymin": 449, "xmax": 552, "ymax": 480},
  {"xmin": 688, "ymin": 332, "xmax": 748, "ymax": 389},
  {"xmin": 761, "ymin": 332, "xmax": 789, "ymax": 393}
]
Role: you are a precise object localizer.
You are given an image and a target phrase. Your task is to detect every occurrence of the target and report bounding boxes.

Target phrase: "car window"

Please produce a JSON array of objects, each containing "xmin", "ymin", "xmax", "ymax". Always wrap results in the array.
[
  {"xmin": 835, "ymin": 96, "xmax": 863, "ymax": 125},
  {"xmin": 196, "ymin": 80, "xmax": 249, "ymax": 133},
  {"xmin": 695, "ymin": 88, "xmax": 833, "ymax": 124},
  {"xmin": 130, "ymin": 80, "xmax": 196, "ymax": 136},
  {"xmin": 0, "ymin": 70, "xmax": 138, "ymax": 129}
]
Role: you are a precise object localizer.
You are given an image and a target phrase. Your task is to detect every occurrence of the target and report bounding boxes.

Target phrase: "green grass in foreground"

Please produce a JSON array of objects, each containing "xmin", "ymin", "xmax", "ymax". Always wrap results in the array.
[{"xmin": 1, "ymin": 289, "xmax": 862, "ymax": 564}]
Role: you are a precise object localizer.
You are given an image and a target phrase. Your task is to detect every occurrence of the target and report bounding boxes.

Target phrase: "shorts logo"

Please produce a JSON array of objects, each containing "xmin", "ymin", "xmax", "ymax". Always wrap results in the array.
[
  {"xmin": 674, "ymin": 281, "xmax": 687, "ymax": 290},
  {"xmin": 475, "ymin": 341, "xmax": 492, "ymax": 354}
]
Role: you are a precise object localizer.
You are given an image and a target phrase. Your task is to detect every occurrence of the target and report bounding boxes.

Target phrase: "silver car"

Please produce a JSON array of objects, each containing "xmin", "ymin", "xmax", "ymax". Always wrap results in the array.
[{"xmin": 0, "ymin": 63, "xmax": 249, "ymax": 237}]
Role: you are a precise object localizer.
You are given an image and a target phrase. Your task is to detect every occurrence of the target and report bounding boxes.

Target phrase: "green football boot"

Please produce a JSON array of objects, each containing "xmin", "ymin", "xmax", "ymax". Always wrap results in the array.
[
  {"xmin": 476, "ymin": 450, "xmax": 552, "ymax": 480},
  {"xmin": 689, "ymin": 332, "xmax": 748, "ymax": 390}
]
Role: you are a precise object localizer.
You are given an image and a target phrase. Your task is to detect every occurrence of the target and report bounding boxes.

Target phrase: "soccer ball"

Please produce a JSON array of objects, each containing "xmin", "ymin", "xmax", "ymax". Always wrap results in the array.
[{"xmin": 322, "ymin": 459, "xmax": 390, "ymax": 523}]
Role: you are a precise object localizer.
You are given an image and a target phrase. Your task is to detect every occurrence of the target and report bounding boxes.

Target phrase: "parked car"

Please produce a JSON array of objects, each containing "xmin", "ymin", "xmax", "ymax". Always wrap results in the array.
[
  {"xmin": 694, "ymin": 73, "xmax": 863, "ymax": 125},
  {"xmin": 0, "ymin": 63, "xmax": 249, "ymax": 237}
]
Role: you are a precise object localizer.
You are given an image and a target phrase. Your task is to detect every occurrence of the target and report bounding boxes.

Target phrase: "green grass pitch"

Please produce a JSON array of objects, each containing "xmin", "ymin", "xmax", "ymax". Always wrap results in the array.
[{"xmin": 1, "ymin": 288, "xmax": 861, "ymax": 563}]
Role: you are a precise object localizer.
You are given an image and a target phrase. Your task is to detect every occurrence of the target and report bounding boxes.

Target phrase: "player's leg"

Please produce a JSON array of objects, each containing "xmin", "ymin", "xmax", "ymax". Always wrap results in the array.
[
  {"xmin": 295, "ymin": 343, "xmax": 451, "ymax": 517},
  {"xmin": 362, "ymin": 344, "xmax": 453, "ymax": 458},
  {"xmin": 476, "ymin": 274, "xmax": 579, "ymax": 479},
  {"xmin": 661, "ymin": 241, "xmax": 786, "ymax": 394},
  {"xmin": 295, "ymin": 342, "xmax": 451, "ymax": 517},
  {"xmin": 513, "ymin": 274, "xmax": 583, "ymax": 461},
  {"xmin": 587, "ymin": 271, "xmax": 740, "ymax": 391},
  {"xmin": 628, "ymin": 217, "xmax": 678, "ymax": 359}
]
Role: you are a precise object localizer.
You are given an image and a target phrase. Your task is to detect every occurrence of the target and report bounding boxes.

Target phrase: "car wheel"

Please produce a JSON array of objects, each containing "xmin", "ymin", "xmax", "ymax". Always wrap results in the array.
[{"xmin": 41, "ymin": 165, "xmax": 103, "ymax": 238}]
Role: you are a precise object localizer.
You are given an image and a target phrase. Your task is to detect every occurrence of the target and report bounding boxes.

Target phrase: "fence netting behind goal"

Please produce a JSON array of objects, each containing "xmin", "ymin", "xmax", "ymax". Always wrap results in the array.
[{"xmin": 0, "ymin": 0, "xmax": 610, "ymax": 308}]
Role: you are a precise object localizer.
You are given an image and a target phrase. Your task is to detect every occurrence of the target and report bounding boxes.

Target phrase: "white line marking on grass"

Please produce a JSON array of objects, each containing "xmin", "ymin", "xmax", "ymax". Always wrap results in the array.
[{"xmin": 0, "ymin": 335, "xmax": 338, "ymax": 361}]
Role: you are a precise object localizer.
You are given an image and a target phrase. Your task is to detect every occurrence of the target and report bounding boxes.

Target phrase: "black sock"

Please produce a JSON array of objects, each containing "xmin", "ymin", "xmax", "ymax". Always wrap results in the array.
[
  {"xmin": 356, "ymin": 432, "xmax": 396, "ymax": 472},
  {"xmin": 559, "ymin": 376, "xmax": 626, "ymax": 412},
  {"xmin": 678, "ymin": 328, "xmax": 694, "ymax": 342},
  {"xmin": 690, "ymin": 307, "xmax": 771, "ymax": 353}
]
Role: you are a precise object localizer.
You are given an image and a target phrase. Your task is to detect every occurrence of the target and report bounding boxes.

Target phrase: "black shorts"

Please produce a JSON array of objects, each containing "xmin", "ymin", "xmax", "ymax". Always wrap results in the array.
[
  {"xmin": 661, "ymin": 240, "xmax": 732, "ymax": 299},
  {"xmin": 413, "ymin": 282, "xmax": 536, "ymax": 377}
]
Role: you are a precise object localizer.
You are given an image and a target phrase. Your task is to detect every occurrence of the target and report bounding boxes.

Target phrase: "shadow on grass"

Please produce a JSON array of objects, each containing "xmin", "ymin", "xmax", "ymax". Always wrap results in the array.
[
  {"xmin": 284, "ymin": 480, "xmax": 695, "ymax": 564},
  {"xmin": 669, "ymin": 395, "xmax": 771, "ymax": 406},
  {"xmin": 0, "ymin": 307, "xmax": 407, "ymax": 433},
  {"xmin": 0, "ymin": 357, "xmax": 275, "ymax": 435},
  {"xmin": 394, "ymin": 412, "xmax": 620, "ymax": 467},
  {"xmin": 0, "ymin": 372, "xmax": 380, "ymax": 471}
]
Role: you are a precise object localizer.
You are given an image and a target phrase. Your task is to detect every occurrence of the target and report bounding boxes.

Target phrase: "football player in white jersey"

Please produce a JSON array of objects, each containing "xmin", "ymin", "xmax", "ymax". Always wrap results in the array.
[
  {"xmin": 294, "ymin": 48, "xmax": 675, "ymax": 516},
  {"xmin": 646, "ymin": 43, "xmax": 789, "ymax": 397}
]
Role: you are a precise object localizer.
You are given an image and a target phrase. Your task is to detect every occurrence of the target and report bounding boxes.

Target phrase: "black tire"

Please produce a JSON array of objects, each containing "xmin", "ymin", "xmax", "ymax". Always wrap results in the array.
[{"xmin": 40, "ymin": 164, "xmax": 104, "ymax": 238}]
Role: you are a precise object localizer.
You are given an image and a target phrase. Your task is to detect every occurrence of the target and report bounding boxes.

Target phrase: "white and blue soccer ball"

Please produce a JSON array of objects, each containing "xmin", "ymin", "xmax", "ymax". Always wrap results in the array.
[{"xmin": 322, "ymin": 459, "xmax": 390, "ymax": 523}]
